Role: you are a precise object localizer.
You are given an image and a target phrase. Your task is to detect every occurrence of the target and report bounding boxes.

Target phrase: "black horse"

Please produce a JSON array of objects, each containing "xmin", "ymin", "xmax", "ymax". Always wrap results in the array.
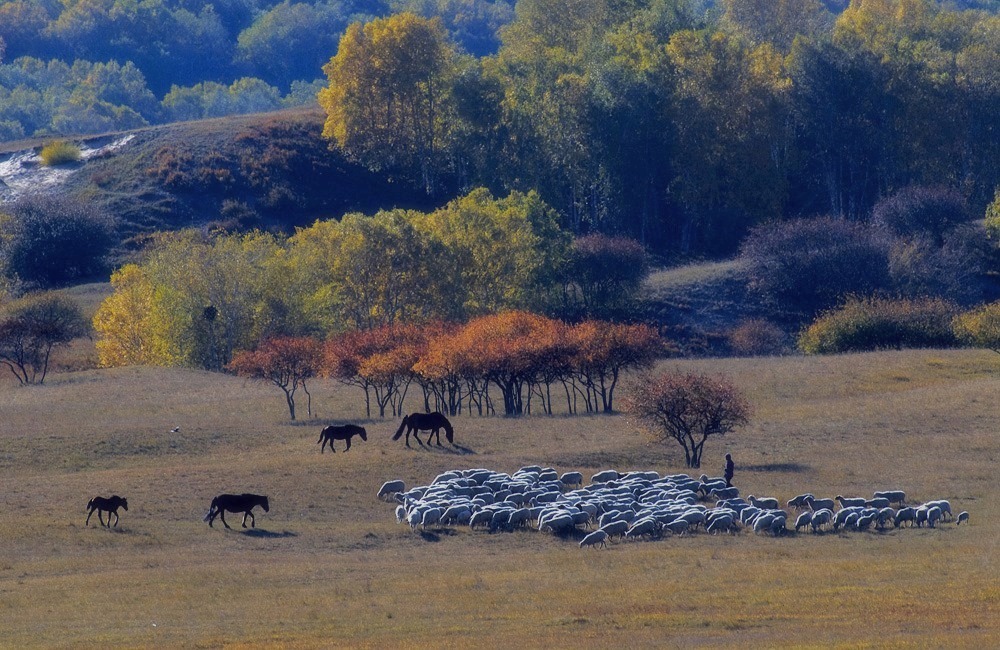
[
  {"xmin": 204, "ymin": 493, "xmax": 269, "ymax": 529},
  {"xmin": 393, "ymin": 412, "xmax": 454, "ymax": 447},
  {"xmin": 318, "ymin": 424, "xmax": 367, "ymax": 453},
  {"xmin": 86, "ymin": 495, "xmax": 128, "ymax": 527}
]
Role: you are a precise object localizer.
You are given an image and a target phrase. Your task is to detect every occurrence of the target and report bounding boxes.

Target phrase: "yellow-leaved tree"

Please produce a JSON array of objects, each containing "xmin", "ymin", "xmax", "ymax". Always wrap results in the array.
[
  {"xmin": 318, "ymin": 12, "xmax": 462, "ymax": 193},
  {"xmin": 93, "ymin": 264, "xmax": 178, "ymax": 367}
]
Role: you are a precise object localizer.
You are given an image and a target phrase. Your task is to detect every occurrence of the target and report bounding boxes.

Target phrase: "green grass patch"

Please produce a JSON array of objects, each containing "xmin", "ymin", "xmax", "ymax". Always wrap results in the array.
[{"xmin": 39, "ymin": 140, "xmax": 82, "ymax": 166}]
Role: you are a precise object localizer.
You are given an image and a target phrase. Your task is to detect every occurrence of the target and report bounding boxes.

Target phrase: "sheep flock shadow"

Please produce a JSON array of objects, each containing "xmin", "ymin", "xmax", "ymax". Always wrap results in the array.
[
  {"xmin": 742, "ymin": 462, "xmax": 812, "ymax": 473},
  {"xmin": 240, "ymin": 529, "xmax": 298, "ymax": 538}
]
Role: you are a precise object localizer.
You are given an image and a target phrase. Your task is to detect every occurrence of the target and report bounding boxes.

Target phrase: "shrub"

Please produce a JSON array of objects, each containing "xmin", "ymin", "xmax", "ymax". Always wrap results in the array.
[
  {"xmin": 0, "ymin": 195, "xmax": 115, "ymax": 288},
  {"xmin": 562, "ymin": 234, "xmax": 649, "ymax": 318},
  {"xmin": 872, "ymin": 185, "xmax": 969, "ymax": 245},
  {"xmin": 740, "ymin": 216, "xmax": 891, "ymax": 317},
  {"xmin": 953, "ymin": 301, "xmax": 1000, "ymax": 354},
  {"xmin": 798, "ymin": 296, "xmax": 960, "ymax": 354},
  {"xmin": 39, "ymin": 140, "xmax": 82, "ymax": 166},
  {"xmin": 727, "ymin": 319, "xmax": 787, "ymax": 357}
]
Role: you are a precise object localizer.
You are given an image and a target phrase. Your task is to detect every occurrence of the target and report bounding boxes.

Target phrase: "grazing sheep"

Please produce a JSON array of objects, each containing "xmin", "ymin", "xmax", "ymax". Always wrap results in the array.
[
  {"xmin": 710, "ymin": 486, "xmax": 740, "ymax": 500},
  {"xmin": 421, "ymin": 507, "xmax": 443, "ymax": 529},
  {"xmin": 924, "ymin": 500, "xmax": 952, "ymax": 521},
  {"xmin": 787, "ymin": 494, "xmax": 815, "ymax": 510},
  {"xmin": 378, "ymin": 480, "xmax": 406, "ymax": 501},
  {"xmin": 794, "ymin": 511, "xmax": 813, "ymax": 532},
  {"xmin": 957, "ymin": 511, "xmax": 969, "ymax": 525},
  {"xmin": 926, "ymin": 506, "xmax": 942, "ymax": 529},
  {"xmin": 805, "ymin": 496, "xmax": 836, "ymax": 512},
  {"xmin": 770, "ymin": 516, "xmax": 787, "ymax": 536},
  {"xmin": 894, "ymin": 507, "xmax": 916, "ymax": 528},
  {"xmin": 591, "ymin": 470, "xmax": 620, "ymax": 483},
  {"xmin": 560, "ymin": 472, "xmax": 584, "ymax": 488},
  {"xmin": 395, "ymin": 505, "xmax": 407, "ymax": 523},
  {"xmin": 706, "ymin": 515, "xmax": 736, "ymax": 535},
  {"xmin": 600, "ymin": 520, "xmax": 630, "ymax": 538},
  {"xmin": 836, "ymin": 496, "xmax": 867, "ymax": 509},
  {"xmin": 915, "ymin": 506, "xmax": 929, "ymax": 528},
  {"xmin": 876, "ymin": 507, "xmax": 895, "ymax": 529},
  {"xmin": 873, "ymin": 490, "xmax": 906, "ymax": 505},
  {"xmin": 625, "ymin": 518, "xmax": 658, "ymax": 539},
  {"xmin": 579, "ymin": 530, "xmax": 609, "ymax": 549},
  {"xmin": 810, "ymin": 509, "xmax": 833, "ymax": 532},
  {"xmin": 865, "ymin": 497, "xmax": 891, "ymax": 509},
  {"xmin": 469, "ymin": 509, "xmax": 493, "ymax": 529},
  {"xmin": 664, "ymin": 519, "xmax": 689, "ymax": 535},
  {"xmin": 748, "ymin": 495, "xmax": 780, "ymax": 510}
]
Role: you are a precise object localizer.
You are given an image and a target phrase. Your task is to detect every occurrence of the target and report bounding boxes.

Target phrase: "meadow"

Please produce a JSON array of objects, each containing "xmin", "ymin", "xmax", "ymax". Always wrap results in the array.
[{"xmin": 1, "ymin": 348, "xmax": 998, "ymax": 648}]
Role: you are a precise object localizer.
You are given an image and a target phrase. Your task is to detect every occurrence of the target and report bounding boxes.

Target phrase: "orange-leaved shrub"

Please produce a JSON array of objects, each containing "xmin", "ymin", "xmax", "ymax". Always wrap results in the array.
[
  {"xmin": 798, "ymin": 296, "xmax": 959, "ymax": 354},
  {"xmin": 727, "ymin": 319, "xmax": 786, "ymax": 357}
]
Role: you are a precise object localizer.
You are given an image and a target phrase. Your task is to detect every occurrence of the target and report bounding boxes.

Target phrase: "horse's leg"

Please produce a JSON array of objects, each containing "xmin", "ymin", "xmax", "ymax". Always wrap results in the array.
[
  {"xmin": 320, "ymin": 436, "xmax": 326, "ymax": 453},
  {"xmin": 86, "ymin": 508, "xmax": 94, "ymax": 526},
  {"xmin": 434, "ymin": 427, "xmax": 442, "ymax": 446},
  {"xmin": 98, "ymin": 511, "xmax": 106, "ymax": 527},
  {"xmin": 112, "ymin": 510, "xmax": 119, "ymax": 527},
  {"xmin": 405, "ymin": 430, "xmax": 411, "ymax": 447},
  {"xmin": 248, "ymin": 510, "xmax": 256, "ymax": 528},
  {"xmin": 220, "ymin": 510, "xmax": 231, "ymax": 529},
  {"xmin": 413, "ymin": 428, "xmax": 423, "ymax": 445},
  {"xmin": 344, "ymin": 435, "xmax": 351, "ymax": 452}
]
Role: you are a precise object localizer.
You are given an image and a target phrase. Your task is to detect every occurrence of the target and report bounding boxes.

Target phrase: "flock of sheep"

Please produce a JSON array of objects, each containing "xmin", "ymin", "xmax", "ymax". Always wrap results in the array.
[{"xmin": 379, "ymin": 467, "xmax": 969, "ymax": 548}]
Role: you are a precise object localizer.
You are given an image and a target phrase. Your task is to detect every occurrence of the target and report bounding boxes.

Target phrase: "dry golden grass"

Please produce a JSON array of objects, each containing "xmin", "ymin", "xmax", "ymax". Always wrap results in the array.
[{"xmin": 1, "ymin": 349, "xmax": 998, "ymax": 648}]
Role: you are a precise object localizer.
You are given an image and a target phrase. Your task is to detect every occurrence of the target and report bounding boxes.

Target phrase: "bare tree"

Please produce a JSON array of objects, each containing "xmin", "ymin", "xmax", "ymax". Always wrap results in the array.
[
  {"xmin": 0, "ymin": 293, "xmax": 88, "ymax": 385},
  {"xmin": 624, "ymin": 371, "xmax": 751, "ymax": 468}
]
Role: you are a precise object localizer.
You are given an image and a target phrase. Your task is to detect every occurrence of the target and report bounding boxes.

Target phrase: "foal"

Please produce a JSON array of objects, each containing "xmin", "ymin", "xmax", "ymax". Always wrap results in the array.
[
  {"xmin": 317, "ymin": 424, "xmax": 368, "ymax": 453},
  {"xmin": 86, "ymin": 495, "xmax": 128, "ymax": 527}
]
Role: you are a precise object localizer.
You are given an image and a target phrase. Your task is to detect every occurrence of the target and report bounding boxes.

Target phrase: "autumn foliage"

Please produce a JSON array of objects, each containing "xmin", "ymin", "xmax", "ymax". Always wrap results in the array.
[
  {"xmin": 624, "ymin": 372, "xmax": 751, "ymax": 469},
  {"xmin": 322, "ymin": 312, "xmax": 664, "ymax": 417},
  {"xmin": 229, "ymin": 336, "xmax": 323, "ymax": 420}
]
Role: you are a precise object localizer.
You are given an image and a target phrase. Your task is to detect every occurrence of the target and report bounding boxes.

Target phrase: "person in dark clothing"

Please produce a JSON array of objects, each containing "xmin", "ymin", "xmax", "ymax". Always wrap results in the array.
[{"xmin": 724, "ymin": 453, "xmax": 735, "ymax": 487}]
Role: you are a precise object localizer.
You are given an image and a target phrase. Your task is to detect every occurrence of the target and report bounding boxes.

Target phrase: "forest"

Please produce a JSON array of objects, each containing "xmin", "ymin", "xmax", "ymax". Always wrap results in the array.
[{"xmin": 0, "ymin": 0, "xmax": 997, "ymax": 256}]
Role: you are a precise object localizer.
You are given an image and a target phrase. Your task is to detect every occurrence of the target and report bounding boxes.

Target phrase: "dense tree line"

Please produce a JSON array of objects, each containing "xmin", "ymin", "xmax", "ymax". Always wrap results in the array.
[
  {"xmin": 232, "ymin": 313, "xmax": 663, "ymax": 419},
  {"xmin": 322, "ymin": 0, "xmax": 1000, "ymax": 255},
  {"xmin": 0, "ymin": 0, "xmax": 513, "ymax": 139},
  {"xmin": 92, "ymin": 189, "xmax": 651, "ymax": 371}
]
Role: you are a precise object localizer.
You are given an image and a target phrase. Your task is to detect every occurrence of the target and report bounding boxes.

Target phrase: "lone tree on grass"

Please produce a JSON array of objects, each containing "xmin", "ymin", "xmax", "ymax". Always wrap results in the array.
[
  {"xmin": 229, "ymin": 336, "xmax": 322, "ymax": 420},
  {"xmin": 624, "ymin": 371, "xmax": 751, "ymax": 469},
  {"xmin": 0, "ymin": 292, "xmax": 88, "ymax": 385}
]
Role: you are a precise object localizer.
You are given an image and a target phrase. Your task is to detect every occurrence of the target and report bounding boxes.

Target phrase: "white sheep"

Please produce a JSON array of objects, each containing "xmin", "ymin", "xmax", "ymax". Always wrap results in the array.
[
  {"xmin": 378, "ymin": 480, "xmax": 406, "ymax": 501},
  {"xmin": 924, "ymin": 500, "xmax": 952, "ymax": 521},
  {"xmin": 748, "ymin": 495, "xmax": 780, "ymax": 510},
  {"xmin": 836, "ymin": 495, "xmax": 867, "ymax": 509},
  {"xmin": 600, "ymin": 520, "xmax": 630, "ymax": 538},
  {"xmin": 865, "ymin": 497, "xmax": 890, "ymax": 509},
  {"xmin": 625, "ymin": 518, "xmax": 658, "ymax": 539},
  {"xmin": 956, "ymin": 511, "xmax": 969, "ymax": 525},
  {"xmin": 560, "ymin": 472, "xmax": 584, "ymax": 488},
  {"xmin": 787, "ymin": 494, "xmax": 815, "ymax": 510},
  {"xmin": 591, "ymin": 469, "xmax": 620, "ymax": 483},
  {"xmin": 805, "ymin": 496, "xmax": 836, "ymax": 512},
  {"xmin": 810, "ymin": 508, "xmax": 833, "ymax": 532},
  {"xmin": 873, "ymin": 490, "xmax": 906, "ymax": 505},
  {"xmin": 794, "ymin": 511, "xmax": 813, "ymax": 532},
  {"xmin": 926, "ymin": 506, "xmax": 942, "ymax": 528},
  {"xmin": 579, "ymin": 530, "xmax": 609, "ymax": 549},
  {"xmin": 894, "ymin": 507, "xmax": 916, "ymax": 528}
]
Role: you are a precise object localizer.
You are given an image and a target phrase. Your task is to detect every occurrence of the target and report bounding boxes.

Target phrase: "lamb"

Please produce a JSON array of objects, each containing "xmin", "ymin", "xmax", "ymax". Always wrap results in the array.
[
  {"xmin": 378, "ymin": 480, "xmax": 406, "ymax": 501},
  {"xmin": 873, "ymin": 490, "xmax": 906, "ymax": 505},
  {"xmin": 748, "ymin": 495, "xmax": 780, "ymax": 510},
  {"xmin": 579, "ymin": 530, "xmax": 609, "ymax": 549},
  {"xmin": 836, "ymin": 495, "xmax": 867, "ymax": 509},
  {"xmin": 957, "ymin": 511, "xmax": 969, "ymax": 525}
]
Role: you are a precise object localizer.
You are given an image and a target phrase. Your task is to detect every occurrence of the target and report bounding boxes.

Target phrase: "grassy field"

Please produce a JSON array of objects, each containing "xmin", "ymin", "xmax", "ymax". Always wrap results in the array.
[{"xmin": 1, "ymin": 349, "xmax": 998, "ymax": 647}]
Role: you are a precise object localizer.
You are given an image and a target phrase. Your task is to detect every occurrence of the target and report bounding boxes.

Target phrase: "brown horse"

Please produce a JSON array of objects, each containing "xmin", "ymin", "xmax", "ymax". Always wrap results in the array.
[
  {"xmin": 86, "ymin": 495, "xmax": 128, "ymax": 527},
  {"xmin": 318, "ymin": 424, "xmax": 367, "ymax": 453},
  {"xmin": 393, "ymin": 412, "xmax": 454, "ymax": 447},
  {"xmin": 204, "ymin": 493, "xmax": 269, "ymax": 529}
]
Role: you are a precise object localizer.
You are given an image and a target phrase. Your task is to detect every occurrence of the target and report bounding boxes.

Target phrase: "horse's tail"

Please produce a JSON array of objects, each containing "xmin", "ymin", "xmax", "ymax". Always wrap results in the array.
[
  {"xmin": 392, "ymin": 416, "xmax": 408, "ymax": 441},
  {"xmin": 317, "ymin": 429, "xmax": 325, "ymax": 444},
  {"xmin": 203, "ymin": 496, "xmax": 218, "ymax": 522}
]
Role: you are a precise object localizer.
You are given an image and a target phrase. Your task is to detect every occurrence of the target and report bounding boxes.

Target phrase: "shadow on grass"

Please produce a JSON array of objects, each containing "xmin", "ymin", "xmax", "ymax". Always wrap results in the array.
[
  {"xmin": 743, "ymin": 462, "xmax": 812, "ymax": 473},
  {"xmin": 419, "ymin": 528, "xmax": 458, "ymax": 542},
  {"xmin": 240, "ymin": 529, "xmax": 298, "ymax": 538}
]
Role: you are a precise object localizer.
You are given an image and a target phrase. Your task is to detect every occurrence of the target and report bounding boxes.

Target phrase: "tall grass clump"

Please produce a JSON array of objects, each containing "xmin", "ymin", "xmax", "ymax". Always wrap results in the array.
[
  {"xmin": 799, "ymin": 296, "xmax": 959, "ymax": 354},
  {"xmin": 953, "ymin": 301, "xmax": 1000, "ymax": 353},
  {"xmin": 39, "ymin": 140, "xmax": 82, "ymax": 166}
]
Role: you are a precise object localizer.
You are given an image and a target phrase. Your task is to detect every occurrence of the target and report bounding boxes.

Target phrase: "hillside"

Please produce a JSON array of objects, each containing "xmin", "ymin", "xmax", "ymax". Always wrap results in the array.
[{"xmin": 0, "ymin": 108, "xmax": 432, "ymax": 253}]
